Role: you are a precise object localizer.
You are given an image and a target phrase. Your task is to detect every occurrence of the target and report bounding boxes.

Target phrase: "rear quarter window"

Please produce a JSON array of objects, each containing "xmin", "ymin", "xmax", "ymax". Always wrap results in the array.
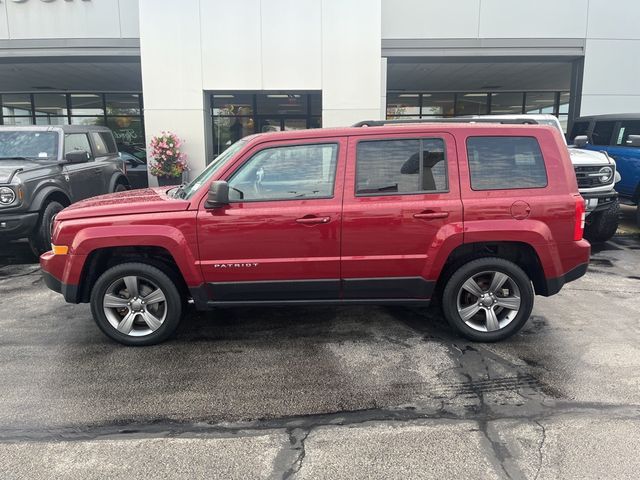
[
  {"xmin": 91, "ymin": 132, "xmax": 118, "ymax": 155},
  {"xmin": 466, "ymin": 136, "xmax": 547, "ymax": 191}
]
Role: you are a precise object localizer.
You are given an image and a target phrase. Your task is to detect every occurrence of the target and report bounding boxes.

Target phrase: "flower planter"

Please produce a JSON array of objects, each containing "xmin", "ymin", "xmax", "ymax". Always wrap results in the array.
[{"xmin": 157, "ymin": 175, "xmax": 182, "ymax": 187}]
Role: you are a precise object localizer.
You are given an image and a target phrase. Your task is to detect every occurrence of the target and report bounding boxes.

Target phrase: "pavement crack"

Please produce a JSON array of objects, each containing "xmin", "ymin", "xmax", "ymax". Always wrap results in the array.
[
  {"xmin": 282, "ymin": 428, "xmax": 310, "ymax": 479},
  {"xmin": 533, "ymin": 420, "xmax": 547, "ymax": 480}
]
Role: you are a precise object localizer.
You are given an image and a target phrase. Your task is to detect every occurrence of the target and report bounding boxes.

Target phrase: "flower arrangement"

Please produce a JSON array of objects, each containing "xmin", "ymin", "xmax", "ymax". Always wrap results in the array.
[{"xmin": 148, "ymin": 132, "xmax": 188, "ymax": 178}]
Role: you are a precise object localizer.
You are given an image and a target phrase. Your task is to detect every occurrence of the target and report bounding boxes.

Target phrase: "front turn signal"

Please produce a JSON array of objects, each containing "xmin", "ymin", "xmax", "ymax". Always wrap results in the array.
[{"xmin": 51, "ymin": 245, "xmax": 69, "ymax": 255}]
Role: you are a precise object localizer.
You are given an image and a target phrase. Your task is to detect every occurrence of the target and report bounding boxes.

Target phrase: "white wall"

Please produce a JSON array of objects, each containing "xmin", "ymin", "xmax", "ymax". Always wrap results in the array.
[
  {"xmin": 382, "ymin": 0, "xmax": 589, "ymax": 39},
  {"xmin": 1, "ymin": 0, "xmax": 139, "ymax": 39},
  {"xmin": 140, "ymin": 0, "xmax": 381, "ymax": 179},
  {"xmin": 581, "ymin": 0, "xmax": 640, "ymax": 115},
  {"xmin": 382, "ymin": 0, "xmax": 640, "ymax": 116}
]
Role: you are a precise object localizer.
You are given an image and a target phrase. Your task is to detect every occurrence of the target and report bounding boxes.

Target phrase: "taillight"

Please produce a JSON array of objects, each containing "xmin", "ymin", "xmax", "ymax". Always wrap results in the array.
[{"xmin": 574, "ymin": 195, "xmax": 586, "ymax": 241}]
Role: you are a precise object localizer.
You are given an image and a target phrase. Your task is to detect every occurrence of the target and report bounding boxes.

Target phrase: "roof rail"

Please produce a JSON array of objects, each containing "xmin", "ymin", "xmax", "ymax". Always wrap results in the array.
[{"xmin": 352, "ymin": 118, "xmax": 540, "ymax": 127}]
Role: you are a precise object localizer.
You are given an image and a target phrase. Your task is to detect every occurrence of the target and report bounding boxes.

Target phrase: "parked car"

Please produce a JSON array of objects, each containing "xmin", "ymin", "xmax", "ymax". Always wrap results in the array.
[
  {"xmin": 0, "ymin": 125, "xmax": 129, "ymax": 255},
  {"xmin": 41, "ymin": 121, "xmax": 590, "ymax": 346},
  {"xmin": 569, "ymin": 113, "xmax": 640, "ymax": 226},
  {"xmin": 118, "ymin": 148, "xmax": 148, "ymax": 189},
  {"xmin": 471, "ymin": 114, "xmax": 621, "ymax": 242}
]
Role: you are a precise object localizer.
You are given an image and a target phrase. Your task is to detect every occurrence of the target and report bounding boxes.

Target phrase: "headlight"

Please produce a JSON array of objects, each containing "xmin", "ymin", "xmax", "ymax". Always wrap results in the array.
[
  {"xmin": 0, "ymin": 187, "xmax": 16, "ymax": 205},
  {"xmin": 598, "ymin": 166, "xmax": 613, "ymax": 183}
]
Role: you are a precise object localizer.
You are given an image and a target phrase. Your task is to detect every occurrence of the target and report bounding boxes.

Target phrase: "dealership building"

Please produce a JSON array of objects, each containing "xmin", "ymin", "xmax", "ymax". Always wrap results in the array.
[{"xmin": 1, "ymin": 0, "xmax": 639, "ymax": 182}]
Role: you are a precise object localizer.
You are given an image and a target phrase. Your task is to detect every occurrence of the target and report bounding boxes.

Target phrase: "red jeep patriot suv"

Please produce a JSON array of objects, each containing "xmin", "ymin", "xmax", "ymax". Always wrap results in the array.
[{"xmin": 41, "ymin": 121, "xmax": 590, "ymax": 346}]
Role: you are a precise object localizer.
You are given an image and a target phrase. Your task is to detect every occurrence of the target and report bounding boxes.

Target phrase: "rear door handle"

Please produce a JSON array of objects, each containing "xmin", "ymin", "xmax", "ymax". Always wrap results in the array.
[
  {"xmin": 413, "ymin": 211, "xmax": 449, "ymax": 220},
  {"xmin": 296, "ymin": 215, "xmax": 331, "ymax": 225}
]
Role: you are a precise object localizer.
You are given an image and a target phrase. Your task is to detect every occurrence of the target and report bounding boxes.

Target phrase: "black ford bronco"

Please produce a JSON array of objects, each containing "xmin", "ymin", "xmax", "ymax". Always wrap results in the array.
[{"xmin": 0, "ymin": 125, "xmax": 129, "ymax": 254}]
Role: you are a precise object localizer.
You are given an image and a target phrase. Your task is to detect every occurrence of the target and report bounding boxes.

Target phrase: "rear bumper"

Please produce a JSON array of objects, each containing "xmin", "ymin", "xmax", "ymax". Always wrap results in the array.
[
  {"xmin": 0, "ymin": 211, "xmax": 39, "ymax": 240},
  {"xmin": 543, "ymin": 262, "xmax": 589, "ymax": 297}
]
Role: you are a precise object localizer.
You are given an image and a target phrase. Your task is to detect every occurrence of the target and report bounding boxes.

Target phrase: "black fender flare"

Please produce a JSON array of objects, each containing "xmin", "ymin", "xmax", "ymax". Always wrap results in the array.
[
  {"xmin": 30, "ymin": 185, "xmax": 71, "ymax": 212},
  {"xmin": 108, "ymin": 173, "xmax": 130, "ymax": 192}
]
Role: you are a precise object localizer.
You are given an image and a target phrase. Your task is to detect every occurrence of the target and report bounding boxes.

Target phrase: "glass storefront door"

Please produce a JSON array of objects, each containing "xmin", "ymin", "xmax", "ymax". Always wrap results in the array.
[{"xmin": 210, "ymin": 91, "xmax": 322, "ymax": 160}]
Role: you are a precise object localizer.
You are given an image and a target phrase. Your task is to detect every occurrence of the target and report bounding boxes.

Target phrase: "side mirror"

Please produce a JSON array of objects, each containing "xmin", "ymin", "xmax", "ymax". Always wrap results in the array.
[
  {"xmin": 573, "ymin": 135, "xmax": 589, "ymax": 148},
  {"xmin": 205, "ymin": 181, "xmax": 229, "ymax": 209},
  {"xmin": 65, "ymin": 150, "xmax": 90, "ymax": 163},
  {"xmin": 626, "ymin": 135, "xmax": 640, "ymax": 147}
]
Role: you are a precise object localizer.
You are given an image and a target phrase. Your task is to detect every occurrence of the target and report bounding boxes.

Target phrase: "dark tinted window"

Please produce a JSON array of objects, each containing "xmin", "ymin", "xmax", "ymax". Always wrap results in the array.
[
  {"xmin": 615, "ymin": 120, "xmax": 640, "ymax": 146},
  {"xmin": 467, "ymin": 137, "xmax": 547, "ymax": 190},
  {"xmin": 570, "ymin": 121, "xmax": 590, "ymax": 141},
  {"xmin": 228, "ymin": 143, "xmax": 338, "ymax": 201},
  {"xmin": 591, "ymin": 121, "xmax": 616, "ymax": 146},
  {"xmin": 356, "ymin": 138, "xmax": 447, "ymax": 195},
  {"xmin": 91, "ymin": 132, "xmax": 117, "ymax": 155}
]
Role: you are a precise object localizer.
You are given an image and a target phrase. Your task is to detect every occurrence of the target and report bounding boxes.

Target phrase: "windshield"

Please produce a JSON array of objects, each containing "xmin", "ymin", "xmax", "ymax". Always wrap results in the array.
[
  {"xmin": 0, "ymin": 131, "xmax": 59, "ymax": 159},
  {"xmin": 178, "ymin": 139, "xmax": 247, "ymax": 199}
]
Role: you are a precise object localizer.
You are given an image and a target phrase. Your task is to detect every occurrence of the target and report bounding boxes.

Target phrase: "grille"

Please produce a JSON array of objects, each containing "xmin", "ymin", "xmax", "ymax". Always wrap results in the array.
[{"xmin": 574, "ymin": 165, "xmax": 613, "ymax": 188}]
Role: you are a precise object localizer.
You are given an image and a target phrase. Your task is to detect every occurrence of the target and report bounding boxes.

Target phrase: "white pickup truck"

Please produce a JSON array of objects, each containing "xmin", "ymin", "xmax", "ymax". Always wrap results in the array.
[{"xmin": 472, "ymin": 114, "xmax": 621, "ymax": 243}]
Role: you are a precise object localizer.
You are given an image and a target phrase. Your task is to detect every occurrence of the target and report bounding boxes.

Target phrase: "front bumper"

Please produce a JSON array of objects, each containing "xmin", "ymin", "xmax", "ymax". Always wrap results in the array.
[
  {"xmin": 40, "ymin": 251, "xmax": 81, "ymax": 303},
  {"xmin": 0, "ymin": 211, "xmax": 39, "ymax": 240},
  {"xmin": 581, "ymin": 190, "xmax": 618, "ymax": 214}
]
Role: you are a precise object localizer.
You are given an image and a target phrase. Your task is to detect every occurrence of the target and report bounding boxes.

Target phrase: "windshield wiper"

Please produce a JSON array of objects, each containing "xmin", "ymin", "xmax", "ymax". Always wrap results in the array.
[
  {"xmin": 0, "ymin": 156, "xmax": 37, "ymax": 161},
  {"xmin": 171, "ymin": 183, "xmax": 187, "ymax": 199}
]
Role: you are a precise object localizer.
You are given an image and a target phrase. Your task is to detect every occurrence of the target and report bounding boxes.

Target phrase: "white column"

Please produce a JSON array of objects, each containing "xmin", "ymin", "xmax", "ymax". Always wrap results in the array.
[
  {"xmin": 138, "ymin": 0, "xmax": 207, "ymax": 185},
  {"xmin": 321, "ymin": 0, "xmax": 382, "ymax": 127}
]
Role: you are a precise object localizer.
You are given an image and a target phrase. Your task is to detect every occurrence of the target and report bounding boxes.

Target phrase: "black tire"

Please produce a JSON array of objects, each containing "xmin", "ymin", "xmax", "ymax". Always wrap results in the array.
[
  {"xmin": 90, "ymin": 262, "xmax": 183, "ymax": 346},
  {"xmin": 584, "ymin": 200, "xmax": 619, "ymax": 243},
  {"xmin": 442, "ymin": 257, "xmax": 534, "ymax": 342},
  {"xmin": 113, "ymin": 182, "xmax": 128, "ymax": 193},
  {"xmin": 28, "ymin": 201, "xmax": 64, "ymax": 256}
]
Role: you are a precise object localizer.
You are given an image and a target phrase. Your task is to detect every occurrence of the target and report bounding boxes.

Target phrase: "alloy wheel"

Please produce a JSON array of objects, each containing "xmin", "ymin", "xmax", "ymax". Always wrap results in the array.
[
  {"xmin": 456, "ymin": 270, "xmax": 521, "ymax": 332},
  {"xmin": 102, "ymin": 275, "xmax": 167, "ymax": 337}
]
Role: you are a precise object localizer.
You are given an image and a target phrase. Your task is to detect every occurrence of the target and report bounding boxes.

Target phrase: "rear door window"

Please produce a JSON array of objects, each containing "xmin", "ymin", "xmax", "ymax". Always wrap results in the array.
[
  {"xmin": 466, "ymin": 136, "xmax": 547, "ymax": 190},
  {"xmin": 355, "ymin": 138, "xmax": 447, "ymax": 195},
  {"xmin": 615, "ymin": 120, "xmax": 640, "ymax": 146},
  {"xmin": 591, "ymin": 121, "xmax": 616, "ymax": 146}
]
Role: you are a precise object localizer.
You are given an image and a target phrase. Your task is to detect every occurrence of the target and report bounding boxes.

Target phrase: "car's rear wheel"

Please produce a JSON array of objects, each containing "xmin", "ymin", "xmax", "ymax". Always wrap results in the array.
[
  {"xmin": 442, "ymin": 257, "xmax": 534, "ymax": 342},
  {"xmin": 90, "ymin": 263, "xmax": 182, "ymax": 346},
  {"xmin": 28, "ymin": 200, "xmax": 64, "ymax": 256}
]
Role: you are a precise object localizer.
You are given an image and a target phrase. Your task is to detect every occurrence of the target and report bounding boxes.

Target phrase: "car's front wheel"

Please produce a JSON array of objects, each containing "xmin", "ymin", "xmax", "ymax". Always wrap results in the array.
[
  {"xmin": 442, "ymin": 257, "xmax": 534, "ymax": 342},
  {"xmin": 584, "ymin": 200, "xmax": 619, "ymax": 243},
  {"xmin": 28, "ymin": 200, "xmax": 64, "ymax": 256},
  {"xmin": 90, "ymin": 263, "xmax": 182, "ymax": 346}
]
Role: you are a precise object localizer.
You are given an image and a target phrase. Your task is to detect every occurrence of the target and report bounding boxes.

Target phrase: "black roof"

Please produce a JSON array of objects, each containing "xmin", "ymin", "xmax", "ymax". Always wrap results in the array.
[{"xmin": 575, "ymin": 113, "xmax": 640, "ymax": 122}]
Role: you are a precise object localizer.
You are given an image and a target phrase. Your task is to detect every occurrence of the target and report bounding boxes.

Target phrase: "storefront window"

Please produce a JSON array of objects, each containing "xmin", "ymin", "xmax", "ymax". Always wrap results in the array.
[
  {"xmin": 106, "ymin": 117, "xmax": 145, "ymax": 148},
  {"xmin": 0, "ymin": 92, "xmax": 145, "ymax": 150},
  {"xmin": 525, "ymin": 92, "xmax": 556, "ymax": 114},
  {"xmin": 386, "ymin": 93, "xmax": 420, "ymax": 117},
  {"xmin": 490, "ymin": 93, "xmax": 524, "ymax": 114},
  {"xmin": 422, "ymin": 93, "xmax": 454, "ymax": 116},
  {"xmin": 210, "ymin": 91, "xmax": 322, "ymax": 159},
  {"xmin": 70, "ymin": 94, "xmax": 104, "ymax": 116},
  {"xmin": 456, "ymin": 93, "xmax": 489, "ymax": 115},
  {"xmin": 386, "ymin": 90, "xmax": 570, "ymax": 130},
  {"xmin": 106, "ymin": 93, "xmax": 141, "ymax": 115}
]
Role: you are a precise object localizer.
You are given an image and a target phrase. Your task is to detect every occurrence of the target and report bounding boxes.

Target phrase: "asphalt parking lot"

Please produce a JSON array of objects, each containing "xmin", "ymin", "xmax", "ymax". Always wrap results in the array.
[{"xmin": 1, "ymin": 230, "xmax": 639, "ymax": 479}]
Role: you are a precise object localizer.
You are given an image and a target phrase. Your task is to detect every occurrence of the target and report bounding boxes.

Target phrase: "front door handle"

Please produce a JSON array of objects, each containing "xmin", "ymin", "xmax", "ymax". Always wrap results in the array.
[
  {"xmin": 413, "ymin": 211, "xmax": 449, "ymax": 220},
  {"xmin": 296, "ymin": 215, "xmax": 331, "ymax": 225}
]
